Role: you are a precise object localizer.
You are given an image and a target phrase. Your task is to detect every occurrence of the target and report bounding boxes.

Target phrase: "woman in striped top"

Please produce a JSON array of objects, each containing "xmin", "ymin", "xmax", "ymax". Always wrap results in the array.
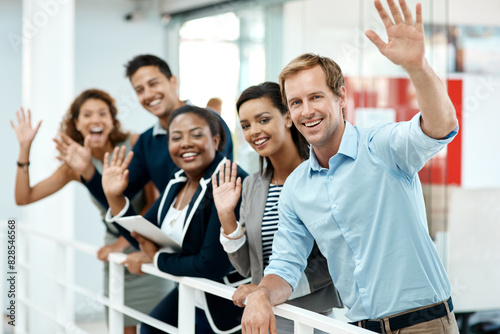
[{"xmin": 212, "ymin": 82, "xmax": 342, "ymax": 333}]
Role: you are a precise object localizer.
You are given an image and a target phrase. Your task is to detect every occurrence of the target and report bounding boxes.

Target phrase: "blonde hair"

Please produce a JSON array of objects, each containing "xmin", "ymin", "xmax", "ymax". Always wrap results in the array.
[{"xmin": 279, "ymin": 53, "xmax": 345, "ymax": 107}]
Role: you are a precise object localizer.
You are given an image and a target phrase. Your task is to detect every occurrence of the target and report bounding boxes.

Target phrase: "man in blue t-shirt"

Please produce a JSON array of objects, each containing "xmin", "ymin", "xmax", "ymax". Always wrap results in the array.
[
  {"xmin": 68, "ymin": 55, "xmax": 233, "ymax": 209},
  {"xmin": 240, "ymin": 1, "xmax": 459, "ymax": 333}
]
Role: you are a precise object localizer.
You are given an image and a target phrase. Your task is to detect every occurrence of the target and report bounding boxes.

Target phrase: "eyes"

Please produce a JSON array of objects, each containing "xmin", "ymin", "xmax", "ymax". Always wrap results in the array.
[
  {"xmin": 241, "ymin": 117, "xmax": 270, "ymax": 131},
  {"xmin": 136, "ymin": 80, "xmax": 160, "ymax": 95},
  {"xmin": 170, "ymin": 132, "xmax": 205, "ymax": 142},
  {"xmin": 289, "ymin": 95, "xmax": 321, "ymax": 108},
  {"xmin": 81, "ymin": 111, "xmax": 110, "ymax": 118}
]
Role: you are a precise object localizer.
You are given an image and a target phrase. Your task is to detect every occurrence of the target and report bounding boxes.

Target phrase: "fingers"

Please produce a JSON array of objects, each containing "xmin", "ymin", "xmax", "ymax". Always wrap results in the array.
[
  {"xmin": 218, "ymin": 160, "xmax": 225, "ymax": 186},
  {"xmin": 110, "ymin": 146, "xmax": 120, "ymax": 167},
  {"xmin": 398, "ymin": 0, "xmax": 414, "ymax": 25},
  {"xmin": 122, "ymin": 151, "xmax": 134, "ymax": 169},
  {"xmin": 16, "ymin": 110, "xmax": 21, "ymax": 124},
  {"xmin": 27, "ymin": 108, "xmax": 32, "ymax": 125},
  {"xmin": 230, "ymin": 161, "xmax": 238, "ymax": 183},
  {"xmin": 54, "ymin": 137, "xmax": 67, "ymax": 156},
  {"xmin": 374, "ymin": 0, "xmax": 394, "ymax": 28},
  {"xmin": 9, "ymin": 120, "xmax": 15, "ymax": 129},
  {"xmin": 269, "ymin": 315, "xmax": 278, "ymax": 334},
  {"xmin": 387, "ymin": 0, "xmax": 403, "ymax": 24},
  {"xmin": 34, "ymin": 120, "xmax": 42, "ymax": 134},
  {"xmin": 211, "ymin": 173, "xmax": 218, "ymax": 190},
  {"xmin": 415, "ymin": 2, "xmax": 423, "ymax": 32},
  {"xmin": 116, "ymin": 145, "xmax": 127, "ymax": 166},
  {"xmin": 365, "ymin": 29, "xmax": 386, "ymax": 51},
  {"xmin": 83, "ymin": 135, "xmax": 91, "ymax": 149},
  {"xmin": 224, "ymin": 159, "xmax": 231, "ymax": 183},
  {"xmin": 103, "ymin": 152, "xmax": 110, "ymax": 169}
]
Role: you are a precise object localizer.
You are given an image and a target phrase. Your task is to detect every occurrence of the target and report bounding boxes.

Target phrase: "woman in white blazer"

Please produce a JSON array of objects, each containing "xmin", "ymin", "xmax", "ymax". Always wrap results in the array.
[{"xmin": 213, "ymin": 82, "xmax": 342, "ymax": 333}]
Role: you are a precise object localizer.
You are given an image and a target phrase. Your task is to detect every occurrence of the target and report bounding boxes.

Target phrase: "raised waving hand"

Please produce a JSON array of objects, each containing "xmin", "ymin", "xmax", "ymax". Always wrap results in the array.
[
  {"xmin": 54, "ymin": 133, "xmax": 94, "ymax": 180},
  {"xmin": 212, "ymin": 160, "xmax": 242, "ymax": 235},
  {"xmin": 10, "ymin": 107, "xmax": 42, "ymax": 150},
  {"xmin": 365, "ymin": 0, "xmax": 425, "ymax": 70},
  {"xmin": 102, "ymin": 146, "xmax": 133, "ymax": 199}
]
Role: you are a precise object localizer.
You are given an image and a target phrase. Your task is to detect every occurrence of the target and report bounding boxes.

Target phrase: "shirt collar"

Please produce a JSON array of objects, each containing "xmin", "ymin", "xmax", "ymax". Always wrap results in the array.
[
  {"xmin": 152, "ymin": 99, "xmax": 194, "ymax": 137},
  {"xmin": 152, "ymin": 121, "xmax": 167, "ymax": 136},
  {"xmin": 308, "ymin": 121, "xmax": 358, "ymax": 174}
]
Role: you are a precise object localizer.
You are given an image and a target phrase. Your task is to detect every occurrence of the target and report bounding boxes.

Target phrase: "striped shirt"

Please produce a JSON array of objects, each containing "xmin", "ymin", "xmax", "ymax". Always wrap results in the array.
[{"xmin": 262, "ymin": 184, "xmax": 283, "ymax": 268}]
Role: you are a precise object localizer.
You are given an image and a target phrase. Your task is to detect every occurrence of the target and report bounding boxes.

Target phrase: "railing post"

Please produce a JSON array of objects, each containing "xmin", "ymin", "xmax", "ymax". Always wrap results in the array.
[
  {"xmin": 109, "ymin": 253, "xmax": 125, "ymax": 333},
  {"xmin": 178, "ymin": 281, "xmax": 196, "ymax": 334},
  {"xmin": 295, "ymin": 322, "xmax": 314, "ymax": 334}
]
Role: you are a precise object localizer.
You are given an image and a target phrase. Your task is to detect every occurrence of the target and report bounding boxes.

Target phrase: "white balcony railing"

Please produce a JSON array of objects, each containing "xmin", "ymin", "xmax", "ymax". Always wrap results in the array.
[{"xmin": 3, "ymin": 223, "xmax": 371, "ymax": 334}]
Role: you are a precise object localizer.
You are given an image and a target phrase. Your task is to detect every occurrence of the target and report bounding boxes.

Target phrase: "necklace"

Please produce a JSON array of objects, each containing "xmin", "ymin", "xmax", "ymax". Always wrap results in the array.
[{"xmin": 170, "ymin": 180, "xmax": 190, "ymax": 227}]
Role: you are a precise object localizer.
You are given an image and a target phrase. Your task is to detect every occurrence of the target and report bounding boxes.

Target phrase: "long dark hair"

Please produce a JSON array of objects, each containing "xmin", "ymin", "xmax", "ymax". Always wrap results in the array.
[{"xmin": 236, "ymin": 82, "xmax": 309, "ymax": 178}]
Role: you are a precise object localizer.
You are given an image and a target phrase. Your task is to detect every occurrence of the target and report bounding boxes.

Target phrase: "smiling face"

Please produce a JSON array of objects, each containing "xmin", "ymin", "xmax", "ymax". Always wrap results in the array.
[
  {"xmin": 130, "ymin": 65, "xmax": 181, "ymax": 122},
  {"xmin": 239, "ymin": 97, "xmax": 293, "ymax": 158},
  {"xmin": 74, "ymin": 98, "xmax": 113, "ymax": 148},
  {"xmin": 285, "ymin": 65, "xmax": 346, "ymax": 153},
  {"xmin": 168, "ymin": 112, "xmax": 220, "ymax": 179}
]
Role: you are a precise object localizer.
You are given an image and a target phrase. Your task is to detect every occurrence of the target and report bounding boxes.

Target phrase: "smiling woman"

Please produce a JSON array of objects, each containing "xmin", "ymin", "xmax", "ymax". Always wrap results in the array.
[
  {"xmin": 102, "ymin": 105, "xmax": 248, "ymax": 333},
  {"xmin": 10, "ymin": 89, "xmax": 170, "ymax": 334}
]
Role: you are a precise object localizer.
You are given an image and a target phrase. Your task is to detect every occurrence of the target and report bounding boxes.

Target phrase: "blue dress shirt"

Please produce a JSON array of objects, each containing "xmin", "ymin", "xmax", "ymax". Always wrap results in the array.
[{"xmin": 265, "ymin": 113, "xmax": 457, "ymax": 321}]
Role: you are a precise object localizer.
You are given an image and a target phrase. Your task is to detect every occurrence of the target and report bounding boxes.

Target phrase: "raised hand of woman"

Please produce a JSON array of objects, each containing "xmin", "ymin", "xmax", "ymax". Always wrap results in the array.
[
  {"xmin": 54, "ymin": 133, "xmax": 94, "ymax": 180},
  {"xmin": 212, "ymin": 160, "xmax": 242, "ymax": 216},
  {"xmin": 102, "ymin": 146, "xmax": 133, "ymax": 198},
  {"xmin": 10, "ymin": 107, "xmax": 42, "ymax": 149}
]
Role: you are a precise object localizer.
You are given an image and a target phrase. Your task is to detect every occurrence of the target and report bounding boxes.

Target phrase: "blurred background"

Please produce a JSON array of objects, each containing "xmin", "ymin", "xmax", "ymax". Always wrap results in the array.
[{"xmin": 1, "ymin": 0, "xmax": 499, "ymax": 333}]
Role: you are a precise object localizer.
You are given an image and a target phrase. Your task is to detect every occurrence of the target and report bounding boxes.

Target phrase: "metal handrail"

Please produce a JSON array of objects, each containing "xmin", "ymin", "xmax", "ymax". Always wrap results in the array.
[{"xmin": 12, "ymin": 224, "xmax": 371, "ymax": 334}]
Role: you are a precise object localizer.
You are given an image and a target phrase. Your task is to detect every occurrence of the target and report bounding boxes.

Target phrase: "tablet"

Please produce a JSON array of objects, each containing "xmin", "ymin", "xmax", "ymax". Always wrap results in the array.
[{"xmin": 115, "ymin": 215, "xmax": 181, "ymax": 253}]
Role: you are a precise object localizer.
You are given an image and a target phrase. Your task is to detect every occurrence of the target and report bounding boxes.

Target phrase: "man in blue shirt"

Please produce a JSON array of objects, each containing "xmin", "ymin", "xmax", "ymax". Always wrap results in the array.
[
  {"xmin": 241, "ymin": 1, "xmax": 459, "ymax": 333},
  {"xmin": 76, "ymin": 55, "xmax": 233, "ymax": 208}
]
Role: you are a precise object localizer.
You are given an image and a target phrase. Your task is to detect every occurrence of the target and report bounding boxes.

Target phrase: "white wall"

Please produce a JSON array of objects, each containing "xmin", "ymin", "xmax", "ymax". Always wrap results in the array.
[
  {"xmin": 1, "ymin": 0, "xmax": 169, "ymax": 326},
  {"xmin": 73, "ymin": 0, "xmax": 167, "ymax": 322}
]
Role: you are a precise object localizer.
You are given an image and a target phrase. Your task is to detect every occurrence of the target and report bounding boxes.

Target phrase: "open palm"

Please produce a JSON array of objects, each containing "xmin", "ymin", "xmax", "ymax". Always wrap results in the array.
[
  {"xmin": 54, "ymin": 133, "xmax": 92, "ymax": 175},
  {"xmin": 212, "ymin": 160, "xmax": 241, "ymax": 215},
  {"xmin": 10, "ymin": 107, "xmax": 42, "ymax": 148},
  {"xmin": 102, "ymin": 146, "xmax": 133, "ymax": 197},
  {"xmin": 365, "ymin": 0, "xmax": 425, "ymax": 70}
]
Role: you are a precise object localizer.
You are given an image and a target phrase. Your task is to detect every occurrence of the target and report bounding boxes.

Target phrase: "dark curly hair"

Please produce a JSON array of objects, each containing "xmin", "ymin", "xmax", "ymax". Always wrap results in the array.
[{"xmin": 59, "ymin": 89, "xmax": 128, "ymax": 146}]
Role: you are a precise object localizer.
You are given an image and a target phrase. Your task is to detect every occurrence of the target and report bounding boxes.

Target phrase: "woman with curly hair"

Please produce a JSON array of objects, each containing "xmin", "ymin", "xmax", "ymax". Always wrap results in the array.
[{"xmin": 11, "ymin": 89, "xmax": 171, "ymax": 334}]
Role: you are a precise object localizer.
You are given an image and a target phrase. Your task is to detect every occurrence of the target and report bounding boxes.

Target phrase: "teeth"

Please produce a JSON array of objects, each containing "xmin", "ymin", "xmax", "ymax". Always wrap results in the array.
[
  {"xmin": 90, "ymin": 127, "xmax": 103, "ymax": 133},
  {"xmin": 254, "ymin": 138, "xmax": 267, "ymax": 145},
  {"xmin": 181, "ymin": 152, "xmax": 197, "ymax": 158},
  {"xmin": 149, "ymin": 99, "xmax": 161, "ymax": 107},
  {"xmin": 304, "ymin": 120, "xmax": 321, "ymax": 127}
]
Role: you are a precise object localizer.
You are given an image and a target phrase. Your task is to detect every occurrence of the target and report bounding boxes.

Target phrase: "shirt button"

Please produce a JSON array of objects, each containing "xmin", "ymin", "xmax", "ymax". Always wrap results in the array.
[
  {"xmin": 345, "ymin": 232, "xmax": 350, "ymax": 237},
  {"xmin": 332, "ymin": 204, "xmax": 337, "ymax": 209},
  {"xmin": 328, "ymin": 176, "xmax": 333, "ymax": 180},
  {"xmin": 360, "ymin": 288, "xmax": 366, "ymax": 293},
  {"xmin": 355, "ymin": 260, "xmax": 361, "ymax": 265}
]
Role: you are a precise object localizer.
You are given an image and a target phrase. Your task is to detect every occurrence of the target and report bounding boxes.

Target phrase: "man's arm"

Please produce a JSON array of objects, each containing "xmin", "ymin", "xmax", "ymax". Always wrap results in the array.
[
  {"xmin": 241, "ymin": 274, "xmax": 292, "ymax": 334},
  {"xmin": 365, "ymin": 0, "xmax": 457, "ymax": 139}
]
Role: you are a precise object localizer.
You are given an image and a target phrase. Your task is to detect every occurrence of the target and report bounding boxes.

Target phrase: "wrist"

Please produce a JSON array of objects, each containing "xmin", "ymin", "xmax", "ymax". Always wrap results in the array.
[
  {"xmin": 16, "ymin": 161, "xmax": 30, "ymax": 171},
  {"xmin": 81, "ymin": 165, "xmax": 95, "ymax": 181},
  {"xmin": 247, "ymin": 287, "xmax": 271, "ymax": 305},
  {"xmin": 218, "ymin": 210, "xmax": 237, "ymax": 227}
]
